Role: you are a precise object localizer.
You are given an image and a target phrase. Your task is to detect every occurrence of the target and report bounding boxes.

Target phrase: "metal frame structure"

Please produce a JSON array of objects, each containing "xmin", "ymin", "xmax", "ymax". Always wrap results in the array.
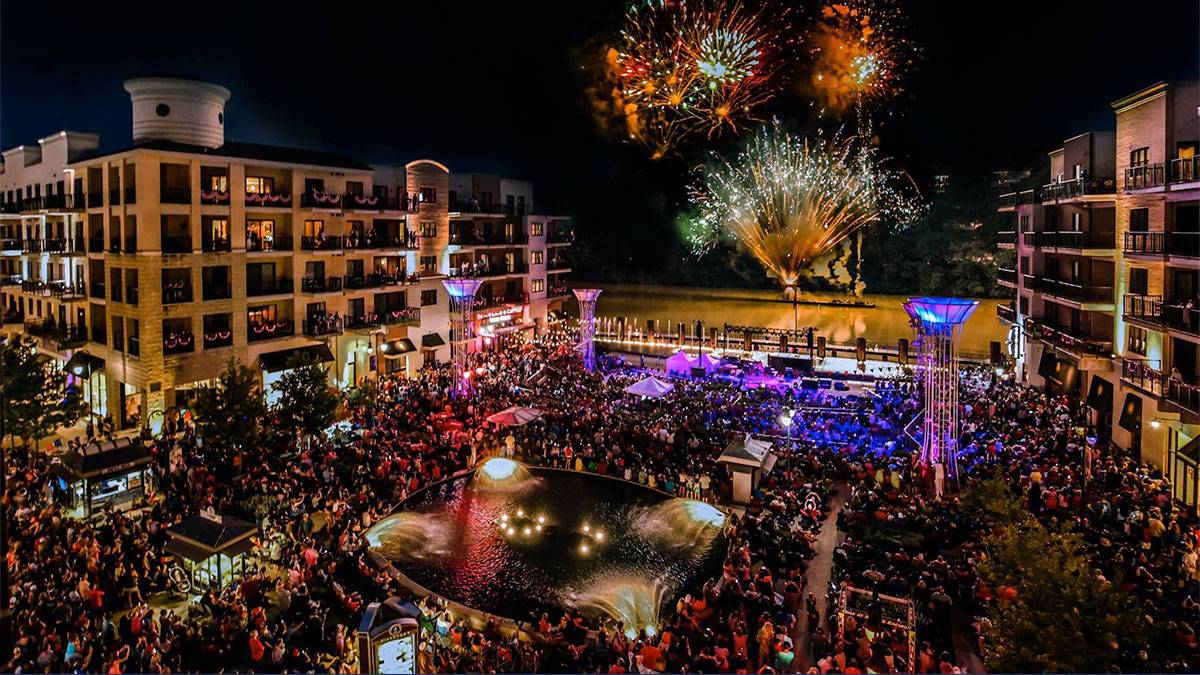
[
  {"xmin": 572, "ymin": 288, "xmax": 602, "ymax": 371},
  {"xmin": 836, "ymin": 585, "xmax": 916, "ymax": 670},
  {"xmin": 908, "ymin": 297, "xmax": 978, "ymax": 487},
  {"xmin": 443, "ymin": 279, "xmax": 483, "ymax": 396}
]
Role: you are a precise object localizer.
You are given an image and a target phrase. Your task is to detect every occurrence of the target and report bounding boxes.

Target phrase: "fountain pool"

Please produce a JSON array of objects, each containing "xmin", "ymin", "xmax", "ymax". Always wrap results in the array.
[{"xmin": 366, "ymin": 464, "xmax": 726, "ymax": 636}]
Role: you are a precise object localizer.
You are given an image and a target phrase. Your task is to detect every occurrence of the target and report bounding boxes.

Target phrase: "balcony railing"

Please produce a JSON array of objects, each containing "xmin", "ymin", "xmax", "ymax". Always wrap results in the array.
[
  {"xmin": 300, "ymin": 235, "xmax": 342, "ymax": 251},
  {"xmin": 24, "ymin": 320, "xmax": 86, "ymax": 348},
  {"xmin": 301, "ymin": 190, "xmax": 343, "ymax": 209},
  {"xmin": 0, "ymin": 274, "xmax": 22, "ymax": 286},
  {"xmin": 1030, "ymin": 276, "xmax": 1113, "ymax": 304},
  {"xmin": 1170, "ymin": 156, "xmax": 1199, "ymax": 183},
  {"xmin": 1026, "ymin": 320, "xmax": 1112, "ymax": 358},
  {"xmin": 1166, "ymin": 378, "xmax": 1200, "ymax": 415},
  {"xmin": 246, "ymin": 235, "xmax": 293, "ymax": 252},
  {"xmin": 1124, "ymin": 231, "xmax": 1163, "ymax": 256},
  {"xmin": 2, "ymin": 309, "xmax": 24, "ymax": 324},
  {"xmin": 162, "ymin": 285, "xmax": 194, "ymax": 304},
  {"xmin": 997, "ymin": 304, "xmax": 1016, "ymax": 324},
  {"xmin": 448, "ymin": 200, "xmax": 516, "ymax": 214},
  {"xmin": 378, "ymin": 307, "xmax": 420, "ymax": 326},
  {"xmin": 1168, "ymin": 232, "xmax": 1198, "ymax": 258},
  {"xmin": 160, "ymin": 187, "xmax": 192, "ymax": 204},
  {"xmin": 1121, "ymin": 358, "xmax": 1163, "ymax": 396},
  {"xmin": 1164, "ymin": 304, "xmax": 1200, "ymax": 336},
  {"xmin": 163, "ymin": 331, "xmax": 195, "ymax": 355},
  {"xmin": 997, "ymin": 267, "xmax": 1017, "ymax": 284},
  {"xmin": 301, "ymin": 276, "xmax": 344, "ymax": 293},
  {"xmin": 202, "ymin": 283, "xmax": 232, "ymax": 301},
  {"xmin": 203, "ymin": 330, "xmax": 233, "ymax": 349},
  {"xmin": 997, "ymin": 189, "xmax": 1038, "ymax": 209},
  {"xmin": 1024, "ymin": 230, "xmax": 1115, "ymax": 249},
  {"xmin": 18, "ymin": 193, "xmax": 86, "ymax": 211},
  {"xmin": 342, "ymin": 193, "xmax": 382, "ymax": 211},
  {"xmin": 547, "ymin": 258, "xmax": 571, "ymax": 270},
  {"xmin": 245, "ymin": 190, "xmax": 292, "ymax": 208},
  {"xmin": 1041, "ymin": 175, "xmax": 1115, "ymax": 201},
  {"xmin": 304, "ymin": 315, "xmax": 344, "ymax": 336},
  {"xmin": 346, "ymin": 313, "xmax": 381, "ymax": 330},
  {"xmin": 997, "ymin": 230, "xmax": 1016, "ymax": 247},
  {"xmin": 1, "ymin": 239, "xmax": 22, "ymax": 252},
  {"xmin": 475, "ymin": 292, "xmax": 530, "ymax": 310},
  {"xmin": 1124, "ymin": 163, "xmax": 1165, "ymax": 190},
  {"xmin": 547, "ymin": 230, "xmax": 575, "ymax": 244},
  {"xmin": 202, "ymin": 237, "xmax": 232, "ymax": 253},
  {"xmin": 344, "ymin": 274, "xmax": 384, "ymax": 290},
  {"xmin": 248, "ymin": 319, "xmax": 294, "ymax": 342},
  {"xmin": 246, "ymin": 277, "xmax": 293, "ymax": 297},
  {"xmin": 162, "ymin": 237, "xmax": 193, "ymax": 254},
  {"xmin": 200, "ymin": 189, "xmax": 231, "ymax": 206},
  {"xmin": 1124, "ymin": 294, "xmax": 1163, "ymax": 323}
]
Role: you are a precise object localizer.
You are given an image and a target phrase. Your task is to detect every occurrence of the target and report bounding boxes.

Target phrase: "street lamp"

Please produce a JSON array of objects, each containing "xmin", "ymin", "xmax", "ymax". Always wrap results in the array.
[{"xmin": 779, "ymin": 409, "xmax": 794, "ymax": 443}]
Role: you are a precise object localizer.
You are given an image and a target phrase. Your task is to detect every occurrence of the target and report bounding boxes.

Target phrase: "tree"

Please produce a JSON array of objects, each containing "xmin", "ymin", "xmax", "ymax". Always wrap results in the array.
[
  {"xmin": 961, "ymin": 473, "xmax": 1025, "ymax": 527},
  {"xmin": 976, "ymin": 520, "xmax": 1145, "ymax": 673},
  {"xmin": 272, "ymin": 353, "xmax": 340, "ymax": 444},
  {"xmin": 191, "ymin": 357, "xmax": 268, "ymax": 454},
  {"xmin": 1, "ymin": 335, "xmax": 86, "ymax": 450}
]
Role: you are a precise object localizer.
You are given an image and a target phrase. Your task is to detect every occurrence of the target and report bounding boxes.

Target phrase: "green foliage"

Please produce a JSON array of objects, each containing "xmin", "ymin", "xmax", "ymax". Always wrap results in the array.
[
  {"xmin": 0, "ymin": 335, "xmax": 86, "ymax": 448},
  {"xmin": 345, "ymin": 377, "xmax": 379, "ymax": 410},
  {"xmin": 977, "ymin": 520, "xmax": 1144, "ymax": 673},
  {"xmin": 191, "ymin": 357, "xmax": 268, "ymax": 453},
  {"xmin": 273, "ymin": 353, "xmax": 340, "ymax": 440},
  {"xmin": 961, "ymin": 474, "xmax": 1025, "ymax": 526}
]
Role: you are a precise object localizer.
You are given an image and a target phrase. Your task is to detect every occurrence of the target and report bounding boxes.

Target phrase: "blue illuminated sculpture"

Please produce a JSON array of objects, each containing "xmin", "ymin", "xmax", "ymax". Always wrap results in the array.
[
  {"xmin": 907, "ymin": 297, "xmax": 978, "ymax": 494},
  {"xmin": 443, "ymin": 278, "xmax": 483, "ymax": 396}
]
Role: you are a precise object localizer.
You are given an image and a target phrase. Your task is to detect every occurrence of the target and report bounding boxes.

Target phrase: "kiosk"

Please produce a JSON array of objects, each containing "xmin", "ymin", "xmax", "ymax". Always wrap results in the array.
[
  {"xmin": 164, "ymin": 510, "xmax": 258, "ymax": 591},
  {"xmin": 53, "ymin": 437, "xmax": 154, "ymax": 518},
  {"xmin": 718, "ymin": 435, "xmax": 777, "ymax": 505},
  {"xmin": 357, "ymin": 599, "xmax": 431, "ymax": 674}
]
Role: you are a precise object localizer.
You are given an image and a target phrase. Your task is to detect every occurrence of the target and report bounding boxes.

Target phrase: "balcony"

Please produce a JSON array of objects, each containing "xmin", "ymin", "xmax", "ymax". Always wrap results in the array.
[
  {"xmin": 301, "ymin": 276, "xmax": 343, "ymax": 293},
  {"xmin": 247, "ymin": 235, "xmax": 293, "ymax": 252},
  {"xmin": 997, "ymin": 304, "xmax": 1016, "ymax": 324},
  {"xmin": 548, "ymin": 285, "xmax": 571, "ymax": 298},
  {"xmin": 301, "ymin": 190, "xmax": 342, "ymax": 209},
  {"xmin": 476, "ymin": 292, "xmax": 530, "ymax": 310},
  {"xmin": 0, "ymin": 274, "xmax": 21, "ymax": 286},
  {"xmin": 1170, "ymin": 156, "xmax": 1199, "ymax": 184},
  {"xmin": 247, "ymin": 277, "xmax": 294, "ymax": 297},
  {"xmin": 1041, "ymin": 175, "xmax": 1115, "ymax": 201},
  {"xmin": 202, "ymin": 237, "xmax": 232, "ymax": 253},
  {"xmin": 996, "ymin": 230, "xmax": 1016, "ymax": 249},
  {"xmin": 344, "ymin": 274, "xmax": 384, "ymax": 290},
  {"xmin": 1167, "ymin": 232, "xmax": 1198, "ymax": 258},
  {"xmin": 997, "ymin": 189, "xmax": 1038, "ymax": 209},
  {"xmin": 997, "ymin": 266, "xmax": 1017, "ymax": 285},
  {"xmin": 2, "ymin": 309, "xmax": 23, "ymax": 324},
  {"xmin": 1, "ymin": 239, "xmax": 22, "ymax": 253},
  {"xmin": 202, "ymin": 283, "xmax": 232, "ymax": 301},
  {"xmin": 1165, "ymin": 378, "xmax": 1200, "ymax": 416},
  {"xmin": 300, "ymin": 235, "xmax": 342, "ymax": 251},
  {"xmin": 162, "ymin": 237, "xmax": 193, "ymax": 254},
  {"xmin": 1124, "ymin": 294, "xmax": 1163, "ymax": 325},
  {"xmin": 163, "ymin": 331, "xmax": 195, "ymax": 355},
  {"xmin": 203, "ymin": 330, "xmax": 233, "ymax": 349},
  {"xmin": 248, "ymin": 319, "xmax": 295, "ymax": 342},
  {"xmin": 1121, "ymin": 358, "xmax": 1163, "ymax": 397},
  {"xmin": 378, "ymin": 307, "xmax": 420, "ymax": 326},
  {"xmin": 547, "ymin": 229, "xmax": 575, "ymax": 244},
  {"xmin": 547, "ymin": 258, "xmax": 571, "ymax": 271},
  {"xmin": 160, "ymin": 187, "xmax": 192, "ymax": 204},
  {"xmin": 1124, "ymin": 231, "xmax": 1199, "ymax": 259},
  {"xmin": 50, "ymin": 281, "xmax": 86, "ymax": 300},
  {"xmin": 245, "ymin": 190, "xmax": 293, "ymax": 208},
  {"xmin": 449, "ymin": 231, "xmax": 530, "ymax": 247},
  {"xmin": 346, "ymin": 313, "xmax": 381, "ymax": 330},
  {"xmin": 200, "ymin": 189, "xmax": 231, "ymax": 206},
  {"xmin": 1026, "ymin": 320, "xmax": 1113, "ymax": 358},
  {"xmin": 448, "ymin": 200, "xmax": 515, "ymax": 214},
  {"xmin": 19, "ymin": 193, "xmax": 86, "ymax": 211},
  {"xmin": 162, "ymin": 285, "xmax": 194, "ymax": 304},
  {"xmin": 1030, "ymin": 276, "xmax": 1113, "ymax": 304},
  {"xmin": 342, "ymin": 193, "xmax": 382, "ymax": 211},
  {"xmin": 1164, "ymin": 303, "xmax": 1200, "ymax": 336},
  {"xmin": 1124, "ymin": 163, "xmax": 1165, "ymax": 191},
  {"xmin": 24, "ymin": 320, "xmax": 86, "ymax": 349},
  {"xmin": 1024, "ymin": 230, "xmax": 1115, "ymax": 250},
  {"xmin": 304, "ymin": 315, "xmax": 344, "ymax": 336}
]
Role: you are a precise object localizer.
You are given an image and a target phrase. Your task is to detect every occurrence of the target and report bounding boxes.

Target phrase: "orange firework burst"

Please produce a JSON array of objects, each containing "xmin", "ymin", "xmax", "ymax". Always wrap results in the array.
[{"xmin": 803, "ymin": 0, "xmax": 913, "ymax": 116}]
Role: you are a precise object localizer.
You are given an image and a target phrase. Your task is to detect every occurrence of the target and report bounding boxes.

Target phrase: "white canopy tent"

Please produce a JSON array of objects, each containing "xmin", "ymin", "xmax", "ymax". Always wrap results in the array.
[
  {"xmin": 665, "ymin": 350, "xmax": 693, "ymax": 376},
  {"xmin": 695, "ymin": 351, "xmax": 720, "ymax": 374},
  {"xmin": 485, "ymin": 406, "xmax": 544, "ymax": 427},
  {"xmin": 624, "ymin": 375, "xmax": 676, "ymax": 398}
]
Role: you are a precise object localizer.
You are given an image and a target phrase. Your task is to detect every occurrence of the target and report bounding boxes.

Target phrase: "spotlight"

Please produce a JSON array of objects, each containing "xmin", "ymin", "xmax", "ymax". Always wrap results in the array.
[
  {"xmin": 579, "ymin": 544, "xmax": 590, "ymax": 554},
  {"xmin": 594, "ymin": 530, "xmax": 605, "ymax": 541}
]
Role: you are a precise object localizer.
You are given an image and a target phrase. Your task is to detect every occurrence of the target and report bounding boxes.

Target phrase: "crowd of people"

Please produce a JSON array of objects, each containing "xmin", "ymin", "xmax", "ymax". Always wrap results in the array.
[{"xmin": 4, "ymin": 327, "xmax": 1200, "ymax": 673}]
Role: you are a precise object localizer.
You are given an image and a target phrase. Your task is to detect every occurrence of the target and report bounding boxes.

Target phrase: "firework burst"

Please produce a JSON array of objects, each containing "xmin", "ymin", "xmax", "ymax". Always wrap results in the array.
[
  {"xmin": 689, "ymin": 121, "xmax": 919, "ymax": 289},
  {"xmin": 802, "ymin": 0, "xmax": 914, "ymax": 117}
]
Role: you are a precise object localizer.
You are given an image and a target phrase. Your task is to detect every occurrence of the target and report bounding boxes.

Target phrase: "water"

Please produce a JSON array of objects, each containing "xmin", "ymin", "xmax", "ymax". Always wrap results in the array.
[
  {"xmin": 589, "ymin": 284, "xmax": 1007, "ymax": 356},
  {"xmin": 367, "ymin": 468, "xmax": 725, "ymax": 633}
]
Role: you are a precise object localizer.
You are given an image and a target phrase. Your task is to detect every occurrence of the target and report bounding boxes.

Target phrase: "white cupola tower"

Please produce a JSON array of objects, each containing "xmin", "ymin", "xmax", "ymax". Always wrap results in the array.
[{"xmin": 123, "ymin": 76, "xmax": 231, "ymax": 148}]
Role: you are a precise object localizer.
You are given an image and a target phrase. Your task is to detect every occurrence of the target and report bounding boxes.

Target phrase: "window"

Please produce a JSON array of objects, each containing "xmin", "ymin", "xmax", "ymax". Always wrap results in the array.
[
  {"xmin": 1071, "ymin": 212, "xmax": 1082, "ymax": 231},
  {"xmin": 1130, "ymin": 208, "xmax": 1149, "ymax": 232},
  {"xmin": 1130, "ymin": 267, "xmax": 1149, "ymax": 295},
  {"xmin": 125, "ymin": 270, "xmax": 139, "ymax": 305},
  {"xmin": 1130, "ymin": 147, "xmax": 1149, "ymax": 167},
  {"xmin": 532, "ymin": 279, "xmax": 545, "ymax": 293},
  {"xmin": 420, "ymin": 255, "xmax": 437, "ymax": 273},
  {"xmin": 247, "ymin": 219, "xmax": 275, "ymax": 251},
  {"xmin": 345, "ymin": 181, "xmax": 363, "ymax": 196},
  {"xmin": 421, "ymin": 289, "xmax": 438, "ymax": 306},
  {"xmin": 421, "ymin": 221, "xmax": 437, "ymax": 238},
  {"xmin": 1128, "ymin": 325, "xmax": 1148, "ymax": 356},
  {"xmin": 248, "ymin": 305, "xmax": 278, "ymax": 325},
  {"xmin": 419, "ymin": 187, "xmax": 437, "ymax": 204},
  {"xmin": 110, "ymin": 268, "xmax": 123, "ymax": 303},
  {"xmin": 531, "ymin": 250, "xmax": 544, "ymax": 265},
  {"xmin": 246, "ymin": 176, "xmax": 274, "ymax": 194},
  {"xmin": 531, "ymin": 222, "xmax": 544, "ymax": 237},
  {"xmin": 208, "ymin": 174, "xmax": 228, "ymax": 192}
]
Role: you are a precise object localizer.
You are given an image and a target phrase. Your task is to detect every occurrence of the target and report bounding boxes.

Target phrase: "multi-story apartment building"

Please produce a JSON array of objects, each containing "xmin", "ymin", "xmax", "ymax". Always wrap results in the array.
[
  {"xmin": 998, "ymin": 80, "xmax": 1198, "ymax": 510},
  {"xmin": 0, "ymin": 77, "xmax": 573, "ymax": 431}
]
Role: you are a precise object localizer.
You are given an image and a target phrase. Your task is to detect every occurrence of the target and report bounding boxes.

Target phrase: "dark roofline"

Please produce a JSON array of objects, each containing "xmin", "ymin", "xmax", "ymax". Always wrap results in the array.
[{"xmin": 73, "ymin": 138, "xmax": 373, "ymax": 171}]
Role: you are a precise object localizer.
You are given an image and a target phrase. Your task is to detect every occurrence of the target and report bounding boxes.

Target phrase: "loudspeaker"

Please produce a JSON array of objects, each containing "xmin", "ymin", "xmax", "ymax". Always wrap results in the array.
[
  {"xmin": 898, "ymin": 338, "xmax": 909, "ymax": 364},
  {"xmin": 856, "ymin": 337, "xmax": 867, "ymax": 363},
  {"xmin": 990, "ymin": 341, "xmax": 1003, "ymax": 366},
  {"xmin": 817, "ymin": 336, "xmax": 826, "ymax": 359}
]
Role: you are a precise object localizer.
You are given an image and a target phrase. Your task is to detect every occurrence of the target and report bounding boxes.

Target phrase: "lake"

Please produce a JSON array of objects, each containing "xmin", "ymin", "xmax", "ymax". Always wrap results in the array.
[{"xmin": 584, "ymin": 283, "xmax": 1008, "ymax": 357}]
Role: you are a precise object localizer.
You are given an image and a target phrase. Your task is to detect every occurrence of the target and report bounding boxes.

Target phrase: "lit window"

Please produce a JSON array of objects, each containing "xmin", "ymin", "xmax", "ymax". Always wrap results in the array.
[{"xmin": 246, "ymin": 176, "xmax": 275, "ymax": 194}]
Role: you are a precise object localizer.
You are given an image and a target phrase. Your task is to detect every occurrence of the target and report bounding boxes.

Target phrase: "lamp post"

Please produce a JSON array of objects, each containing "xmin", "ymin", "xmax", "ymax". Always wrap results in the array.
[{"xmin": 779, "ymin": 409, "xmax": 794, "ymax": 444}]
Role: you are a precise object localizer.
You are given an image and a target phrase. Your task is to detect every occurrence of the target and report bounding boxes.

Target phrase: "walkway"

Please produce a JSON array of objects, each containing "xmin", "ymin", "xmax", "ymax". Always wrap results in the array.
[{"xmin": 793, "ymin": 481, "xmax": 849, "ymax": 672}]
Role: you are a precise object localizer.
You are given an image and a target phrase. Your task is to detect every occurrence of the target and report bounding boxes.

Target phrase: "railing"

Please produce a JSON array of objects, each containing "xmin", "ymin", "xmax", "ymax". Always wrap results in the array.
[
  {"xmin": 1121, "ymin": 358, "xmax": 1163, "ymax": 396},
  {"xmin": 547, "ymin": 230, "xmax": 575, "ymax": 244},
  {"xmin": 1025, "ymin": 230, "xmax": 1115, "ymax": 249},
  {"xmin": 1166, "ymin": 378, "xmax": 1200, "ymax": 415},
  {"xmin": 1124, "ymin": 231, "xmax": 1163, "ymax": 256},
  {"xmin": 1030, "ymin": 276, "xmax": 1114, "ymax": 303},
  {"xmin": 301, "ymin": 276, "xmax": 344, "ymax": 293},
  {"xmin": 342, "ymin": 193, "xmax": 382, "ymax": 211},
  {"xmin": 547, "ymin": 258, "xmax": 571, "ymax": 270},
  {"xmin": 24, "ymin": 321, "xmax": 86, "ymax": 348},
  {"xmin": 1164, "ymin": 304, "xmax": 1200, "ymax": 336},
  {"xmin": 202, "ymin": 237, "xmax": 232, "ymax": 253},
  {"xmin": 245, "ymin": 190, "xmax": 292, "ymax": 208},
  {"xmin": 1032, "ymin": 321, "xmax": 1113, "ymax": 357},
  {"xmin": 304, "ymin": 316, "xmax": 344, "ymax": 336},
  {"xmin": 1124, "ymin": 163, "xmax": 1165, "ymax": 190},
  {"xmin": 162, "ymin": 331, "xmax": 195, "ymax": 355},
  {"xmin": 18, "ymin": 194, "xmax": 87, "ymax": 211},
  {"xmin": 22, "ymin": 239, "xmax": 44, "ymax": 254},
  {"xmin": 1170, "ymin": 156, "xmax": 1199, "ymax": 183},
  {"xmin": 301, "ymin": 190, "xmax": 343, "ymax": 209},
  {"xmin": 997, "ymin": 189, "xmax": 1039, "ymax": 208},
  {"xmin": 1041, "ymin": 175, "xmax": 1115, "ymax": 201},
  {"xmin": 203, "ymin": 330, "xmax": 233, "ymax": 349},
  {"xmin": 449, "ymin": 231, "xmax": 529, "ymax": 246},
  {"xmin": 997, "ymin": 267, "xmax": 1017, "ymax": 284},
  {"xmin": 1, "ymin": 310, "xmax": 24, "ymax": 324},
  {"xmin": 162, "ymin": 285, "xmax": 194, "ymax": 304},
  {"xmin": 248, "ymin": 319, "xmax": 295, "ymax": 342},
  {"xmin": 475, "ymin": 292, "xmax": 530, "ymax": 309},
  {"xmin": 1, "ymin": 239, "xmax": 21, "ymax": 252},
  {"xmin": 997, "ymin": 230, "xmax": 1016, "ymax": 247},
  {"xmin": 202, "ymin": 283, "xmax": 232, "ymax": 301},
  {"xmin": 50, "ymin": 281, "xmax": 86, "ymax": 299},
  {"xmin": 548, "ymin": 286, "xmax": 571, "ymax": 298},
  {"xmin": 448, "ymin": 200, "xmax": 515, "ymax": 214},
  {"xmin": 300, "ymin": 235, "xmax": 342, "ymax": 251},
  {"xmin": 1167, "ymin": 232, "xmax": 1198, "ymax": 258},
  {"xmin": 42, "ymin": 238, "xmax": 67, "ymax": 253},
  {"xmin": 996, "ymin": 304, "xmax": 1016, "ymax": 323},
  {"xmin": 344, "ymin": 274, "xmax": 384, "ymax": 290},
  {"xmin": 378, "ymin": 307, "xmax": 420, "ymax": 325},
  {"xmin": 346, "ymin": 313, "xmax": 381, "ymax": 330},
  {"xmin": 246, "ymin": 235, "xmax": 293, "ymax": 252},
  {"xmin": 160, "ymin": 186, "xmax": 192, "ymax": 204},
  {"xmin": 246, "ymin": 277, "xmax": 293, "ymax": 296},
  {"xmin": 0, "ymin": 274, "xmax": 22, "ymax": 286},
  {"xmin": 200, "ymin": 189, "xmax": 230, "ymax": 206},
  {"xmin": 1124, "ymin": 294, "xmax": 1163, "ymax": 323},
  {"xmin": 161, "ymin": 237, "xmax": 192, "ymax": 254}
]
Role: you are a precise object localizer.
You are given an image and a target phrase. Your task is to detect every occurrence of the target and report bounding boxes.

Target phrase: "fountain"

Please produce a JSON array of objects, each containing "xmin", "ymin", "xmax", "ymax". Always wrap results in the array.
[
  {"xmin": 473, "ymin": 457, "xmax": 534, "ymax": 491},
  {"xmin": 566, "ymin": 575, "xmax": 667, "ymax": 639},
  {"xmin": 633, "ymin": 498, "xmax": 727, "ymax": 549},
  {"xmin": 364, "ymin": 512, "xmax": 451, "ymax": 562}
]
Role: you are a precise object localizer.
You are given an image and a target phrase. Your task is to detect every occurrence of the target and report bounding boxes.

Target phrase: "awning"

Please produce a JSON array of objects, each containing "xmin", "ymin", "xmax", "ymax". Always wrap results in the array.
[
  {"xmin": 64, "ymin": 351, "xmax": 104, "ymax": 376},
  {"xmin": 1086, "ymin": 377, "xmax": 1113, "ymax": 411},
  {"xmin": 1037, "ymin": 350, "xmax": 1058, "ymax": 378},
  {"xmin": 165, "ymin": 513, "xmax": 259, "ymax": 561},
  {"xmin": 421, "ymin": 333, "xmax": 446, "ymax": 348},
  {"xmin": 59, "ymin": 436, "xmax": 152, "ymax": 480},
  {"xmin": 1119, "ymin": 393, "xmax": 1143, "ymax": 432},
  {"xmin": 1179, "ymin": 435, "xmax": 1200, "ymax": 465},
  {"xmin": 258, "ymin": 343, "xmax": 334, "ymax": 373},
  {"xmin": 380, "ymin": 338, "xmax": 416, "ymax": 357}
]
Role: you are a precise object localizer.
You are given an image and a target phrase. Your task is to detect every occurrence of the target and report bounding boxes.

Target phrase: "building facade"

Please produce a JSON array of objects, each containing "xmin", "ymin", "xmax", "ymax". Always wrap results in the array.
[
  {"xmin": 998, "ymin": 80, "xmax": 1199, "ymax": 509},
  {"xmin": 0, "ymin": 77, "xmax": 573, "ymax": 431}
]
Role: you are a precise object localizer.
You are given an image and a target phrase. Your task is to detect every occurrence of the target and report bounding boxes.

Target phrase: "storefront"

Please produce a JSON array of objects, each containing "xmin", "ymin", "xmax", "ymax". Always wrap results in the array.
[
  {"xmin": 65, "ymin": 351, "xmax": 107, "ymax": 419},
  {"xmin": 380, "ymin": 338, "xmax": 417, "ymax": 376},
  {"xmin": 1171, "ymin": 434, "xmax": 1200, "ymax": 515},
  {"xmin": 420, "ymin": 333, "xmax": 446, "ymax": 369},
  {"xmin": 259, "ymin": 343, "xmax": 335, "ymax": 404},
  {"xmin": 165, "ymin": 511, "xmax": 259, "ymax": 592},
  {"xmin": 53, "ymin": 437, "xmax": 154, "ymax": 519}
]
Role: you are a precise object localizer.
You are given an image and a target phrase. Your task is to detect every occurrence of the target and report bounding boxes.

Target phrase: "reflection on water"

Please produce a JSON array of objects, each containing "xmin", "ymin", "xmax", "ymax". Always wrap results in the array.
[{"xmin": 589, "ymin": 284, "xmax": 1007, "ymax": 355}]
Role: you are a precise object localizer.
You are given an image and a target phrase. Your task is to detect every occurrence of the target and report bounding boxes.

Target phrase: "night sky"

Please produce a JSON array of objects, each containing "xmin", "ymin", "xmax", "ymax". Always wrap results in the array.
[{"xmin": 2, "ymin": 1, "xmax": 1196, "ymax": 277}]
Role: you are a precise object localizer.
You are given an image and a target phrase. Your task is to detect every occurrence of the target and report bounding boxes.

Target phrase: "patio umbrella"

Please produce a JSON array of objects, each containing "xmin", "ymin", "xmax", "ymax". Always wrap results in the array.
[{"xmin": 485, "ymin": 406, "xmax": 545, "ymax": 427}]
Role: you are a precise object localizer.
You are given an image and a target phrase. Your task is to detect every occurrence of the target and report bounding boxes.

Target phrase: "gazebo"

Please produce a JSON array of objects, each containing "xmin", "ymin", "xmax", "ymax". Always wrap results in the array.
[
  {"xmin": 165, "ymin": 511, "xmax": 259, "ymax": 592},
  {"xmin": 718, "ymin": 435, "xmax": 778, "ymax": 504}
]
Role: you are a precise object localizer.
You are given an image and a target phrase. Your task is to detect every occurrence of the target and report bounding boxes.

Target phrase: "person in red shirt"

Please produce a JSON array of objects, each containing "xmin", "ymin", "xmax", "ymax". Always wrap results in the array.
[
  {"xmin": 608, "ymin": 657, "xmax": 627, "ymax": 674},
  {"xmin": 249, "ymin": 629, "xmax": 265, "ymax": 663}
]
